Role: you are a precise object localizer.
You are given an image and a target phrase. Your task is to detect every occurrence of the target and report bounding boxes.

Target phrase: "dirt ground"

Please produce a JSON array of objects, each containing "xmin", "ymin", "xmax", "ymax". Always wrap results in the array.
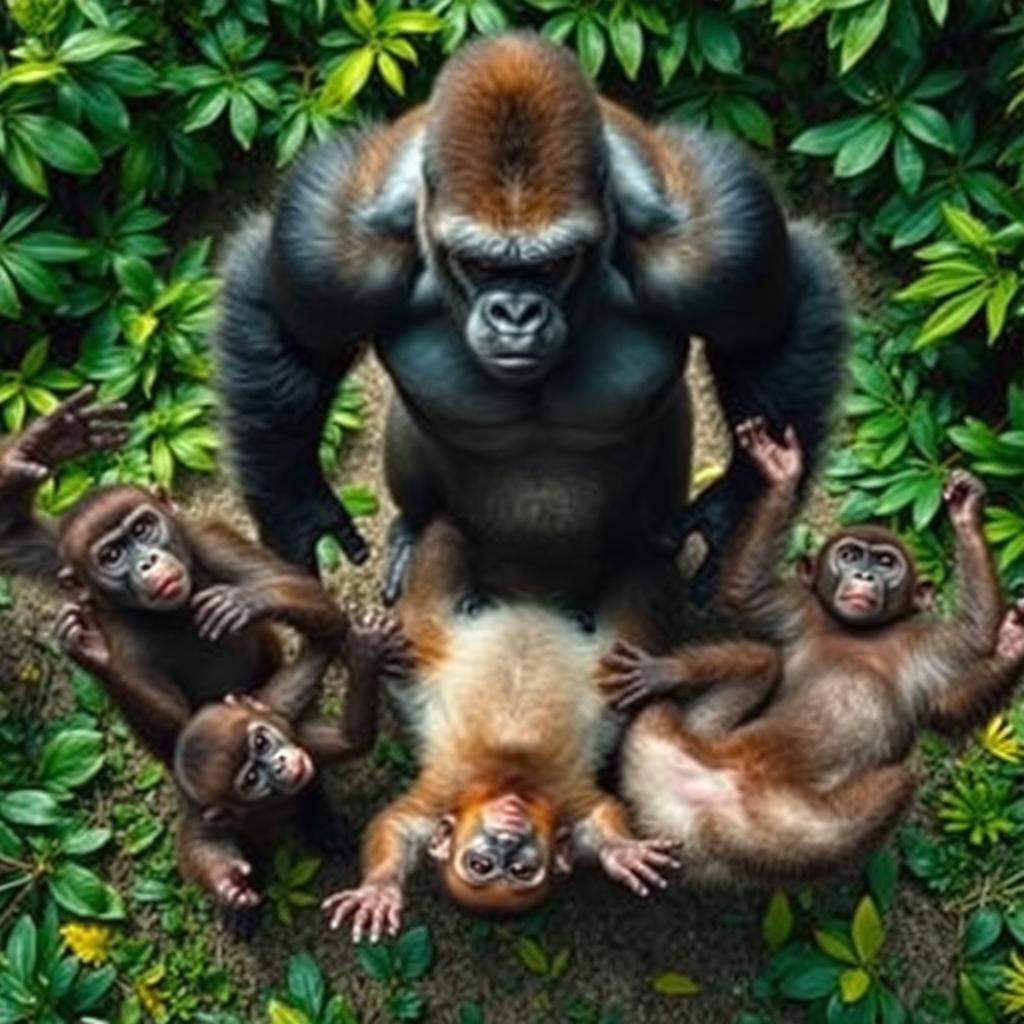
[{"xmin": 0, "ymin": 351, "xmax": 959, "ymax": 1022}]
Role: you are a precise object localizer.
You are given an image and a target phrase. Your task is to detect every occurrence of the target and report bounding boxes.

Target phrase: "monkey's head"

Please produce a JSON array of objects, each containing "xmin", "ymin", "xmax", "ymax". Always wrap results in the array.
[
  {"xmin": 427, "ymin": 790, "xmax": 570, "ymax": 916},
  {"xmin": 57, "ymin": 485, "xmax": 193, "ymax": 612},
  {"xmin": 174, "ymin": 703, "xmax": 316, "ymax": 821},
  {"xmin": 802, "ymin": 526, "xmax": 934, "ymax": 629},
  {"xmin": 420, "ymin": 33, "xmax": 608, "ymax": 386}
]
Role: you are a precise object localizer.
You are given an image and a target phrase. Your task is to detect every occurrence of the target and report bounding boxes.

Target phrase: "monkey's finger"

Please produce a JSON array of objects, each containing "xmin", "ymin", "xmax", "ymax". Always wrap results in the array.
[
  {"xmin": 386, "ymin": 901, "xmax": 402, "ymax": 936},
  {"xmin": 368, "ymin": 903, "xmax": 390, "ymax": 944},
  {"xmin": 628, "ymin": 857, "xmax": 669, "ymax": 889},
  {"xmin": 204, "ymin": 606, "xmax": 249, "ymax": 641},
  {"xmin": 58, "ymin": 386, "xmax": 98, "ymax": 413},
  {"xmin": 7, "ymin": 456, "xmax": 51, "ymax": 481},
  {"xmin": 782, "ymin": 426, "xmax": 798, "ymax": 450},
  {"xmin": 351, "ymin": 904, "xmax": 376, "ymax": 944}
]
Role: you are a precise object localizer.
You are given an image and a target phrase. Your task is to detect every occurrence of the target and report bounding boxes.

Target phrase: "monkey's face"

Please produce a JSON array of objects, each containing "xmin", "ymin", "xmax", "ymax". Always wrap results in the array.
[
  {"xmin": 88, "ymin": 504, "xmax": 192, "ymax": 612},
  {"xmin": 234, "ymin": 719, "xmax": 315, "ymax": 803},
  {"xmin": 427, "ymin": 794, "xmax": 571, "ymax": 915},
  {"xmin": 810, "ymin": 531, "xmax": 921, "ymax": 628}
]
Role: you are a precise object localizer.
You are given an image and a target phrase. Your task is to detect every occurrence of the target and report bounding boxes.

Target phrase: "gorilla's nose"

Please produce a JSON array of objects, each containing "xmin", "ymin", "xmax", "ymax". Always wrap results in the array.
[{"xmin": 484, "ymin": 292, "xmax": 549, "ymax": 336}]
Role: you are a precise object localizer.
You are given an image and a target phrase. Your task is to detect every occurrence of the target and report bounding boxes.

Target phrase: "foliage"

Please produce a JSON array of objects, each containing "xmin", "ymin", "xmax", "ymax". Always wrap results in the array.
[{"xmin": 0, "ymin": 0, "xmax": 1022, "ymax": 1019}]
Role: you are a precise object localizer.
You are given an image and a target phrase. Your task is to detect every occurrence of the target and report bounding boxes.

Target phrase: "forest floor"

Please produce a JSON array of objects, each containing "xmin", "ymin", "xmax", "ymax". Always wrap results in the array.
[{"xmin": 0, "ymin": 345, "xmax": 962, "ymax": 1023}]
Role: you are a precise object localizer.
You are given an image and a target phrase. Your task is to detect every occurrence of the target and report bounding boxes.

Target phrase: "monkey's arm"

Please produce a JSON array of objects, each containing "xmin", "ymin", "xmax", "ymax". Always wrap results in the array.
[
  {"xmin": 322, "ymin": 790, "xmax": 437, "ymax": 942},
  {"xmin": 599, "ymin": 638, "xmax": 780, "ymax": 712},
  {"xmin": 56, "ymin": 604, "xmax": 190, "ymax": 764},
  {"xmin": 254, "ymin": 643, "xmax": 333, "ymax": 721},
  {"xmin": 572, "ymin": 790, "xmax": 679, "ymax": 897},
  {"xmin": 927, "ymin": 601, "xmax": 1024, "ymax": 733},
  {"xmin": 215, "ymin": 122, "xmax": 422, "ymax": 570},
  {"xmin": 176, "ymin": 812, "xmax": 260, "ymax": 909},
  {"xmin": 189, "ymin": 522, "xmax": 348, "ymax": 642}
]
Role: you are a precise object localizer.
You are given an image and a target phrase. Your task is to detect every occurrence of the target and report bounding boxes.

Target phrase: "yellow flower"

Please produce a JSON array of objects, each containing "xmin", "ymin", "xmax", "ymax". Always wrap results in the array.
[
  {"xmin": 979, "ymin": 714, "xmax": 1022, "ymax": 763},
  {"xmin": 998, "ymin": 949, "xmax": 1024, "ymax": 1018},
  {"xmin": 60, "ymin": 922, "xmax": 112, "ymax": 965}
]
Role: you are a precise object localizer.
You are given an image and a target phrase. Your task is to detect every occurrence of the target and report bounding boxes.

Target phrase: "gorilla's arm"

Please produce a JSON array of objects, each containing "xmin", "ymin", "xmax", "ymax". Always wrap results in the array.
[
  {"xmin": 604, "ymin": 109, "xmax": 848, "ymax": 593},
  {"xmin": 215, "ymin": 121, "xmax": 424, "ymax": 570}
]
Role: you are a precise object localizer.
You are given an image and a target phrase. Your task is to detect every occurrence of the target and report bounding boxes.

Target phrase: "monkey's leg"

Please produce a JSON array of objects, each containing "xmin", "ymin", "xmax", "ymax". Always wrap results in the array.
[
  {"xmin": 398, "ymin": 520, "xmax": 474, "ymax": 631},
  {"xmin": 682, "ymin": 223, "xmax": 848, "ymax": 599},
  {"xmin": 215, "ymin": 217, "xmax": 368, "ymax": 571}
]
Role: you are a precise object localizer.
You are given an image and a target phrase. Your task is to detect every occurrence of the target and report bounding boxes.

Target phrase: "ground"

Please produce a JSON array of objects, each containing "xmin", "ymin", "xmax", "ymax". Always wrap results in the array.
[{"xmin": 0, "ymin": 352, "xmax": 959, "ymax": 1022}]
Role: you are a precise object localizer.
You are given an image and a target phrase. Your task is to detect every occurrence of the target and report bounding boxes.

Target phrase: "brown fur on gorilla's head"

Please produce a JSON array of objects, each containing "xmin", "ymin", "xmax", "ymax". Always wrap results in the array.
[
  {"xmin": 801, "ymin": 525, "xmax": 935, "ymax": 628},
  {"xmin": 424, "ymin": 32, "xmax": 606, "ymax": 231}
]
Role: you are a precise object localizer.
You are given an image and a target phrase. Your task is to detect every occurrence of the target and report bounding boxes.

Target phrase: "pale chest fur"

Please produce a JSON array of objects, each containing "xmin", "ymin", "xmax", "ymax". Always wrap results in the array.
[{"xmin": 391, "ymin": 606, "xmax": 619, "ymax": 787}]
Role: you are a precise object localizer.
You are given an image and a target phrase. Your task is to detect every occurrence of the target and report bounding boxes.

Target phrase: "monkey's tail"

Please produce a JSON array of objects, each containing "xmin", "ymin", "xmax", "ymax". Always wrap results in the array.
[{"xmin": 709, "ymin": 764, "xmax": 916, "ymax": 882}]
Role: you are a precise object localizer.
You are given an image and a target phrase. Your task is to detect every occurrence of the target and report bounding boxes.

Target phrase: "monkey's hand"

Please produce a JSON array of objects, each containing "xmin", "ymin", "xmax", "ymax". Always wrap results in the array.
[
  {"xmin": 55, "ymin": 602, "xmax": 111, "ymax": 673},
  {"xmin": 3, "ymin": 386, "xmax": 128, "ymax": 485},
  {"xmin": 995, "ymin": 599, "xmax": 1024, "ymax": 665},
  {"xmin": 347, "ymin": 608, "xmax": 414, "ymax": 681},
  {"xmin": 944, "ymin": 469, "xmax": 986, "ymax": 532},
  {"xmin": 322, "ymin": 881, "xmax": 403, "ymax": 943},
  {"xmin": 210, "ymin": 857, "xmax": 261, "ymax": 909},
  {"xmin": 597, "ymin": 838, "xmax": 680, "ymax": 897},
  {"xmin": 598, "ymin": 640, "xmax": 681, "ymax": 711},
  {"xmin": 192, "ymin": 585, "xmax": 269, "ymax": 641},
  {"xmin": 736, "ymin": 417, "xmax": 802, "ymax": 489}
]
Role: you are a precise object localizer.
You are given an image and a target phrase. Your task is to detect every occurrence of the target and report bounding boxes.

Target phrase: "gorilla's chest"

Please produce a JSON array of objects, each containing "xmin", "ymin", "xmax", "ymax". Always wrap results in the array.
[{"xmin": 376, "ymin": 311, "xmax": 686, "ymax": 451}]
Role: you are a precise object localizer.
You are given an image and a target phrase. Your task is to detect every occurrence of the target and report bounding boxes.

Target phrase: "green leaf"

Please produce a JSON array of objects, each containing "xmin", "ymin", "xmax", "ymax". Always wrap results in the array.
[
  {"xmin": 16, "ymin": 116, "xmax": 102, "ymax": 175},
  {"xmin": 893, "ymin": 132, "xmax": 924, "ymax": 195},
  {"xmin": 814, "ymin": 929, "xmax": 859, "ymax": 965},
  {"xmin": 962, "ymin": 907, "xmax": 1002, "ymax": 958},
  {"xmin": 926, "ymin": 0, "xmax": 947, "ymax": 24},
  {"xmin": 839, "ymin": 967, "xmax": 871, "ymax": 1003},
  {"xmin": 913, "ymin": 286, "xmax": 988, "ymax": 348},
  {"xmin": 761, "ymin": 889, "xmax": 794, "ymax": 951},
  {"xmin": 58, "ymin": 29, "xmax": 141, "ymax": 63},
  {"xmin": 61, "ymin": 825, "xmax": 111, "ymax": 856},
  {"xmin": 287, "ymin": 952, "xmax": 325, "ymax": 1019},
  {"xmin": 958, "ymin": 971, "xmax": 997, "ymax": 1024},
  {"xmin": 377, "ymin": 51, "xmax": 405, "ymax": 95},
  {"xmin": 267, "ymin": 1000, "xmax": 313, "ymax": 1024},
  {"xmin": 50, "ymin": 862, "xmax": 126, "ymax": 920},
  {"xmin": 898, "ymin": 102, "xmax": 954, "ymax": 151},
  {"xmin": 609, "ymin": 14, "xmax": 643, "ymax": 79},
  {"xmin": 696, "ymin": 8, "xmax": 742, "ymax": 74},
  {"xmin": 39, "ymin": 730, "xmax": 105, "ymax": 790},
  {"xmin": 835, "ymin": 118, "xmax": 892, "ymax": 177},
  {"xmin": 779, "ymin": 957, "xmax": 843, "ymax": 1000},
  {"xmin": 838, "ymin": 0, "xmax": 889, "ymax": 73},
  {"xmin": 576, "ymin": 18, "xmax": 607, "ymax": 78},
  {"xmin": 942, "ymin": 204, "xmax": 990, "ymax": 248},
  {"xmin": 356, "ymin": 941, "xmax": 393, "ymax": 982},
  {"xmin": 229, "ymin": 92, "xmax": 259, "ymax": 150},
  {"xmin": 394, "ymin": 924, "xmax": 434, "ymax": 982},
  {"xmin": 0, "ymin": 789, "xmax": 61, "ymax": 826},
  {"xmin": 650, "ymin": 972, "xmax": 700, "ymax": 996},
  {"xmin": 515, "ymin": 936, "xmax": 549, "ymax": 976},
  {"xmin": 6, "ymin": 916, "xmax": 37, "ymax": 983},
  {"xmin": 323, "ymin": 47, "xmax": 375, "ymax": 109},
  {"xmin": 851, "ymin": 895, "xmax": 884, "ymax": 964}
]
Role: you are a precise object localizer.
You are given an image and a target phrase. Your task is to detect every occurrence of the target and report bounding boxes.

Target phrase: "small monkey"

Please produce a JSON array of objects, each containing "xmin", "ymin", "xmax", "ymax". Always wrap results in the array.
[
  {"xmin": 321, "ymin": 520, "xmax": 682, "ymax": 943},
  {"xmin": 611, "ymin": 418, "xmax": 1024, "ymax": 882}
]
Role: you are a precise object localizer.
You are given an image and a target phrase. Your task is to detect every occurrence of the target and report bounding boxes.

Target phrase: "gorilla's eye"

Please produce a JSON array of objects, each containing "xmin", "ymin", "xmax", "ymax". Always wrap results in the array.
[
  {"xmin": 466, "ymin": 853, "xmax": 495, "ymax": 877},
  {"xmin": 838, "ymin": 545, "xmax": 860, "ymax": 564},
  {"xmin": 533, "ymin": 253, "xmax": 577, "ymax": 284},
  {"xmin": 131, "ymin": 513, "xmax": 157, "ymax": 539},
  {"xmin": 99, "ymin": 542, "xmax": 123, "ymax": 567},
  {"xmin": 450, "ymin": 253, "xmax": 503, "ymax": 284}
]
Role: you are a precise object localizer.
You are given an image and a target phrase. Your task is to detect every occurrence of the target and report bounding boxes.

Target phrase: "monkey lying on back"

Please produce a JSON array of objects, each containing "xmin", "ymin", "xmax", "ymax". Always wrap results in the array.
[
  {"xmin": 319, "ymin": 520, "xmax": 713, "ymax": 943},
  {"xmin": 609, "ymin": 418, "xmax": 1024, "ymax": 882},
  {"xmin": 172, "ymin": 610, "xmax": 408, "ymax": 935},
  {"xmin": 0, "ymin": 388, "xmax": 349, "ymax": 765}
]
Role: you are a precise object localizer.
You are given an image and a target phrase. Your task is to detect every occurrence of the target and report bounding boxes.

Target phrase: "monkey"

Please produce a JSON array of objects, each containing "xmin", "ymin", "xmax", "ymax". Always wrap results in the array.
[
  {"xmin": 320, "ymin": 519, "xmax": 690, "ymax": 944},
  {"xmin": 0, "ymin": 392, "xmax": 351, "ymax": 765},
  {"xmin": 215, "ymin": 31, "xmax": 848, "ymax": 607},
  {"xmin": 608, "ymin": 417, "xmax": 1024, "ymax": 883},
  {"xmin": 172, "ymin": 610, "xmax": 408, "ymax": 937}
]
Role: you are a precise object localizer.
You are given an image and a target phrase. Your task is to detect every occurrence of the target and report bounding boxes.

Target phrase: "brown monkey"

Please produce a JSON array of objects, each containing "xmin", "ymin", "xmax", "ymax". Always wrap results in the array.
[
  {"xmin": 321, "ymin": 520, "xmax": 682, "ymax": 943},
  {"xmin": 173, "ymin": 611, "xmax": 408, "ymax": 936},
  {"xmin": 0, "ymin": 398, "xmax": 349, "ymax": 764},
  {"xmin": 610, "ymin": 418, "xmax": 1024, "ymax": 883}
]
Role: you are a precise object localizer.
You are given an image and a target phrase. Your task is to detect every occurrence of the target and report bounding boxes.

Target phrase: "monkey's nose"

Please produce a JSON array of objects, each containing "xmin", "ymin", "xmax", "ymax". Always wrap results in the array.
[{"xmin": 484, "ymin": 292, "xmax": 549, "ymax": 336}]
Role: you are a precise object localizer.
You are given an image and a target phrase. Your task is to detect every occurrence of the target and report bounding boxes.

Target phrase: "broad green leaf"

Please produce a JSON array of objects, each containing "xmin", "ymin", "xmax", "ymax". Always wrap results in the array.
[
  {"xmin": 696, "ymin": 8, "xmax": 742, "ymax": 74},
  {"xmin": 576, "ymin": 18, "xmax": 607, "ymax": 78},
  {"xmin": 942, "ymin": 204, "xmax": 990, "ymax": 247},
  {"xmin": 58, "ymin": 29, "xmax": 141, "ymax": 63},
  {"xmin": 267, "ymin": 1000, "xmax": 313, "ymax": 1024},
  {"xmin": 17, "ymin": 116, "xmax": 102, "ymax": 175},
  {"xmin": 50, "ymin": 862, "xmax": 126, "ymax": 920},
  {"xmin": 852, "ymin": 895, "xmax": 884, "ymax": 964},
  {"xmin": 835, "ymin": 118, "xmax": 892, "ymax": 177},
  {"xmin": 839, "ymin": 0, "xmax": 889, "ymax": 73},
  {"xmin": 962, "ymin": 906, "xmax": 1002, "ymax": 958},
  {"xmin": 840, "ymin": 967, "xmax": 871, "ymax": 1003},
  {"xmin": 394, "ymin": 924, "xmax": 433, "ymax": 982},
  {"xmin": 356, "ymin": 941, "xmax": 393, "ymax": 982},
  {"xmin": 39, "ymin": 730, "xmax": 105, "ymax": 790},
  {"xmin": 323, "ymin": 47, "xmax": 375, "ymax": 109},
  {"xmin": 899, "ymin": 102, "xmax": 953, "ymax": 151},
  {"xmin": 609, "ymin": 13, "xmax": 643, "ymax": 79},
  {"xmin": 792, "ymin": 114, "xmax": 874, "ymax": 156},
  {"xmin": 650, "ymin": 972, "xmax": 701, "ymax": 996},
  {"xmin": 515, "ymin": 936, "xmax": 549, "ymax": 976},
  {"xmin": 376, "ymin": 52, "xmax": 405, "ymax": 96},
  {"xmin": 0, "ymin": 789, "xmax": 61, "ymax": 826},
  {"xmin": 957, "ymin": 971, "xmax": 996, "ymax": 1024},
  {"xmin": 762, "ymin": 889, "xmax": 794, "ymax": 951},
  {"xmin": 814, "ymin": 929, "xmax": 859, "ymax": 965},
  {"xmin": 287, "ymin": 952, "xmax": 325, "ymax": 1019},
  {"xmin": 913, "ymin": 286, "xmax": 989, "ymax": 348}
]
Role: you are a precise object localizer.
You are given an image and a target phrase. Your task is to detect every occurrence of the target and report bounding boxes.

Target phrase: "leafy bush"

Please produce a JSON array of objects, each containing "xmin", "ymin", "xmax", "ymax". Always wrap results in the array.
[{"xmin": 0, "ymin": 0, "xmax": 1023, "ymax": 1020}]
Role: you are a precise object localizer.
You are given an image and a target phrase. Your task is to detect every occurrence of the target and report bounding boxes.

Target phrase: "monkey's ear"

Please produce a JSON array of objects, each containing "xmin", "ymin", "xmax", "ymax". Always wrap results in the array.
[
  {"xmin": 553, "ymin": 825, "xmax": 573, "ymax": 876},
  {"xmin": 796, "ymin": 556, "xmax": 816, "ymax": 588},
  {"xmin": 150, "ymin": 486, "xmax": 180, "ymax": 515},
  {"xmin": 426, "ymin": 815, "xmax": 456, "ymax": 862},
  {"xmin": 914, "ymin": 580, "xmax": 937, "ymax": 611}
]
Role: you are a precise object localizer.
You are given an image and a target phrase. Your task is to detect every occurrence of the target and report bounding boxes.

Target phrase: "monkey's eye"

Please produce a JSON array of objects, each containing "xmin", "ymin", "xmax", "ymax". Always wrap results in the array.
[
  {"xmin": 532, "ymin": 253, "xmax": 578, "ymax": 284},
  {"xmin": 243, "ymin": 767, "xmax": 260, "ymax": 789},
  {"xmin": 450, "ymin": 253, "xmax": 503, "ymax": 284},
  {"xmin": 876, "ymin": 552, "xmax": 896, "ymax": 569},
  {"xmin": 131, "ymin": 513, "xmax": 156, "ymax": 539},
  {"xmin": 466, "ymin": 853, "xmax": 495, "ymax": 877},
  {"xmin": 253, "ymin": 731, "xmax": 268, "ymax": 754},
  {"xmin": 838, "ymin": 545, "xmax": 860, "ymax": 564},
  {"xmin": 509, "ymin": 862, "xmax": 538, "ymax": 882},
  {"xmin": 98, "ymin": 542, "xmax": 123, "ymax": 567}
]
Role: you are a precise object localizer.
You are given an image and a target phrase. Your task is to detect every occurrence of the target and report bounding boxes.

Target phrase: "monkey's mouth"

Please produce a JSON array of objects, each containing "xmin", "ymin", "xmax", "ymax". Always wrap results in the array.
[
  {"xmin": 150, "ymin": 572, "xmax": 186, "ymax": 603},
  {"xmin": 487, "ymin": 351, "xmax": 554, "ymax": 384},
  {"xmin": 284, "ymin": 750, "xmax": 316, "ymax": 792},
  {"xmin": 838, "ymin": 587, "xmax": 879, "ymax": 613}
]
